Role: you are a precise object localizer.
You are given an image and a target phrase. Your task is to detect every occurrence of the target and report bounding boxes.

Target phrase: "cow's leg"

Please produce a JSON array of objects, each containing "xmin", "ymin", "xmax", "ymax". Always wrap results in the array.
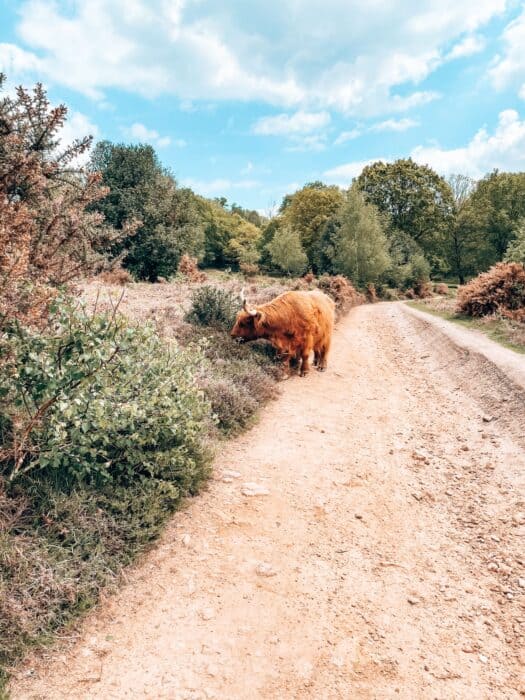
[
  {"xmin": 300, "ymin": 336, "xmax": 314, "ymax": 377},
  {"xmin": 317, "ymin": 337, "xmax": 331, "ymax": 371}
]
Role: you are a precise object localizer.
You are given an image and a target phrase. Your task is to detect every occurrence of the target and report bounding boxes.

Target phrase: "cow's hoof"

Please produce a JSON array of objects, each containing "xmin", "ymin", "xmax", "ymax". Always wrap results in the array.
[{"xmin": 317, "ymin": 366, "xmax": 326, "ymax": 372}]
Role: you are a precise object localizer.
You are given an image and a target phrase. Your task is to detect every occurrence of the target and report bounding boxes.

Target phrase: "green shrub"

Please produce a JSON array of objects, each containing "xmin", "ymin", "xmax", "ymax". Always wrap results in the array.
[
  {"xmin": 185, "ymin": 285, "xmax": 239, "ymax": 331},
  {"xmin": 0, "ymin": 301, "xmax": 213, "ymax": 489}
]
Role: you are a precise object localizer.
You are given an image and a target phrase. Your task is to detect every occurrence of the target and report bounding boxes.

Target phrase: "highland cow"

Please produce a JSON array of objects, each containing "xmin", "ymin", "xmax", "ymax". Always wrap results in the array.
[{"xmin": 230, "ymin": 289, "xmax": 335, "ymax": 376}]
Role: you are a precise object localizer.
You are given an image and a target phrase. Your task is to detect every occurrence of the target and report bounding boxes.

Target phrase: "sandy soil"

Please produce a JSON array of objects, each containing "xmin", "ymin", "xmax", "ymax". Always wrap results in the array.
[{"xmin": 9, "ymin": 302, "xmax": 525, "ymax": 699}]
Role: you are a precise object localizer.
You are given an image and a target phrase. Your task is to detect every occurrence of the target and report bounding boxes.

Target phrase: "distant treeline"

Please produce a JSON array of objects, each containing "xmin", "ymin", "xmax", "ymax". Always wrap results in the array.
[{"xmin": 88, "ymin": 143, "xmax": 525, "ymax": 288}]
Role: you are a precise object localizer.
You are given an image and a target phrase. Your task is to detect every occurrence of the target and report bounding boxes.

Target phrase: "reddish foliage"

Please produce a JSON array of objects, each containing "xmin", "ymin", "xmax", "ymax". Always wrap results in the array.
[
  {"xmin": 97, "ymin": 267, "xmax": 133, "ymax": 285},
  {"xmin": 239, "ymin": 262, "xmax": 259, "ymax": 278},
  {"xmin": 365, "ymin": 283, "xmax": 378, "ymax": 303},
  {"xmin": 434, "ymin": 283, "xmax": 449, "ymax": 296},
  {"xmin": 0, "ymin": 75, "xmax": 127, "ymax": 328},
  {"xmin": 456, "ymin": 262, "xmax": 525, "ymax": 321},
  {"xmin": 317, "ymin": 274, "xmax": 365, "ymax": 317},
  {"xmin": 178, "ymin": 254, "xmax": 207, "ymax": 282},
  {"xmin": 414, "ymin": 280, "xmax": 433, "ymax": 298}
]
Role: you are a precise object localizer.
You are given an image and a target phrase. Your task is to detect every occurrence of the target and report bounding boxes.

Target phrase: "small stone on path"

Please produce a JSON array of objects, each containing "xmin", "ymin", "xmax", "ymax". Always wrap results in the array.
[
  {"xmin": 256, "ymin": 562, "xmax": 277, "ymax": 577},
  {"xmin": 241, "ymin": 483, "xmax": 270, "ymax": 497}
]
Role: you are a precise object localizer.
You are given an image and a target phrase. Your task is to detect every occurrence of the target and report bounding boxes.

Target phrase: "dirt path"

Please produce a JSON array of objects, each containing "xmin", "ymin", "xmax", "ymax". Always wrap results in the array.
[{"xmin": 10, "ymin": 303, "xmax": 525, "ymax": 699}]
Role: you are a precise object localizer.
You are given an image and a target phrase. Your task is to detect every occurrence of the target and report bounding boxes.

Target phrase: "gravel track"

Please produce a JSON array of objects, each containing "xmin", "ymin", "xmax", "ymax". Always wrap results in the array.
[{"xmin": 10, "ymin": 302, "xmax": 525, "ymax": 699}]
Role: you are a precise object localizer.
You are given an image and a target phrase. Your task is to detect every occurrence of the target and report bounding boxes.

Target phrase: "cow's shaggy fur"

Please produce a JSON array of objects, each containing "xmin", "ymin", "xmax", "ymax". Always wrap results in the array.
[{"xmin": 230, "ymin": 290, "xmax": 335, "ymax": 376}]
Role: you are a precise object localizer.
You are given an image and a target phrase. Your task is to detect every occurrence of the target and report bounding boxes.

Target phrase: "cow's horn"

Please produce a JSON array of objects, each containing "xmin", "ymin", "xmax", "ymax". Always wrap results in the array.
[{"xmin": 240, "ymin": 287, "xmax": 257, "ymax": 315}]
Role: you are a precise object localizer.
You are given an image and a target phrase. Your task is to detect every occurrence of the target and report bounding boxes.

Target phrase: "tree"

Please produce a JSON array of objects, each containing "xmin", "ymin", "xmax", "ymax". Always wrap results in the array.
[
  {"xmin": 257, "ymin": 218, "xmax": 280, "ymax": 269},
  {"xmin": 231, "ymin": 203, "xmax": 266, "ymax": 229},
  {"xmin": 505, "ymin": 220, "xmax": 525, "ymax": 265},
  {"xmin": 445, "ymin": 174, "xmax": 484, "ymax": 284},
  {"xmin": 0, "ymin": 75, "xmax": 122, "ymax": 326},
  {"xmin": 266, "ymin": 225, "xmax": 308, "ymax": 275},
  {"xmin": 356, "ymin": 158, "xmax": 454, "ymax": 269},
  {"xmin": 281, "ymin": 182, "xmax": 344, "ymax": 269},
  {"xmin": 469, "ymin": 170, "xmax": 525, "ymax": 266},
  {"xmin": 198, "ymin": 198, "xmax": 261, "ymax": 268},
  {"xmin": 90, "ymin": 141, "xmax": 203, "ymax": 280},
  {"xmin": 321, "ymin": 187, "xmax": 390, "ymax": 285}
]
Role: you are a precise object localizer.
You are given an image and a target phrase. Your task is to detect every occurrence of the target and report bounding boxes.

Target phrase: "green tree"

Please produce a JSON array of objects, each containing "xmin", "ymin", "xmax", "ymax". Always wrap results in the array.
[
  {"xmin": 505, "ymin": 220, "xmax": 525, "ymax": 265},
  {"xmin": 321, "ymin": 187, "xmax": 390, "ymax": 285},
  {"xmin": 257, "ymin": 218, "xmax": 280, "ymax": 269},
  {"xmin": 469, "ymin": 170, "xmax": 525, "ymax": 266},
  {"xmin": 231, "ymin": 203, "xmax": 266, "ymax": 228},
  {"xmin": 356, "ymin": 158, "xmax": 454, "ymax": 269},
  {"xmin": 266, "ymin": 225, "xmax": 308, "ymax": 275},
  {"xmin": 198, "ymin": 198, "xmax": 261, "ymax": 267},
  {"xmin": 281, "ymin": 182, "xmax": 344, "ymax": 269},
  {"xmin": 446, "ymin": 174, "xmax": 485, "ymax": 284},
  {"xmin": 90, "ymin": 141, "xmax": 203, "ymax": 280}
]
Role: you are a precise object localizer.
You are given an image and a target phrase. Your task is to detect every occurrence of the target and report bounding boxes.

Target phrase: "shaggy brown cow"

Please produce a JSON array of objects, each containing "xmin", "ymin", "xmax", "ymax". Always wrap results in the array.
[{"xmin": 230, "ymin": 289, "xmax": 335, "ymax": 376}]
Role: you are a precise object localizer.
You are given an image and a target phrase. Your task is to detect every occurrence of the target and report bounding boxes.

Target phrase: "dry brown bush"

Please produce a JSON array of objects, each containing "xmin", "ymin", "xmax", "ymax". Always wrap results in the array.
[
  {"xmin": 414, "ymin": 280, "xmax": 433, "ymax": 298},
  {"xmin": 97, "ymin": 268, "xmax": 133, "ymax": 285},
  {"xmin": 239, "ymin": 262, "xmax": 259, "ymax": 278},
  {"xmin": 303, "ymin": 271, "xmax": 315, "ymax": 284},
  {"xmin": 0, "ymin": 76, "xmax": 128, "ymax": 330},
  {"xmin": 434, "ymin": 283, "xmax": 449, "ymax": 295},
  {"xmin": 177, "ymin": 254, "xmax": 207, "ymax": 282},
  {"xmin": 456, "ymin": 262, "xmax": 525, "ymax": 321},
  {"xmin": 317, "ymin": 274, "xmax": 365, "ymax": 317},
  {"xmin": 365, "ymin": 283, "xmax": 378, "ymax": 303}
]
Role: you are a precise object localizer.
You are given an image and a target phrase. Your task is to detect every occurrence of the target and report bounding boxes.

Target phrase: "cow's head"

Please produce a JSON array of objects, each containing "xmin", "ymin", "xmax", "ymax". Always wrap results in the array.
[{"xmin": 230, "ymin": 289, "xmax": 264, "ymax": 342}]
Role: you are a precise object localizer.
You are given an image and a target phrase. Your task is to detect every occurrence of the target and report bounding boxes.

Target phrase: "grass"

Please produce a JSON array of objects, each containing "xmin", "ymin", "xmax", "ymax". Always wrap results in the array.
[{"xmin": 408, "ymin": 298, "xmax": 525, "ymax": 355}]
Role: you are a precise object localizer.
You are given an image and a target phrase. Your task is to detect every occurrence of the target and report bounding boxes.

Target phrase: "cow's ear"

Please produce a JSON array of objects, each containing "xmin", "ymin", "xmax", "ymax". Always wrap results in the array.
[{"xmin": 255, "ymin": 311, "xmax": 265, "ymax": 324}]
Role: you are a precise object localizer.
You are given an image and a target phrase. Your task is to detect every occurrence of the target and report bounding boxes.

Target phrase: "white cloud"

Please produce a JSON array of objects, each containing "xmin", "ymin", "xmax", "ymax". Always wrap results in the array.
[
  {"xmin": 334, "ymin": 129, "xmax": 362, "ymax": 145},
  {"xmin": 58, "ymin": 110, "xmax": 100, "ymax": 165},
  {"xmin": 370, "ymin": 117, "xmax": 419, "ymax": 132},
  {"xmin": 122, "ymin": 122, "xmax": 174, "ymax": 148},
  {"xmin": 520, "ymin": 84, "xmax": 525, "ymax": 100},
  {"xmin": 324, "ymin": 158, "xmax": 389, "ymax": 185},
  {"xmin": 252, "ymin": 110, "xmax": 330, "ymax": 136},
  {"xmin": 411, "ymin": 109, "xmax": 525, "ymax": 176},
  {"xmin": 181, "ymin": 177, "xmax": 259, "ymax": 196},
  {"xmin": 252, "ymin": 110, "xmax": 330, "ymax": 151},
  {"xmin": 0, "ymin": 42, "xmax": 43, "ymax": 75},
  {"xmin": 333, "ymin": 117, "xmax": 417, "ymax": 146},
  {"xmin": 325, "ymin": 108, "xmax": 525, "ymax": 184},
  {"xmin": 490, "ymin": 8, "xmax": 525, "ymax": 95},
  {"xmin": 9, "ymin": 0, "xmax": 507, "ymax": 116},
  {"xmin": 446, "ymin": 34, "xmax": 486, "ymax": 60}
]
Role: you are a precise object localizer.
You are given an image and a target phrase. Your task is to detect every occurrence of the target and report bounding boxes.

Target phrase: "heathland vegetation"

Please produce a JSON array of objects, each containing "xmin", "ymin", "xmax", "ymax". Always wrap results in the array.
[{"xmin": 1, "ymin": 75, "xmax": 525, "ymax": 686}]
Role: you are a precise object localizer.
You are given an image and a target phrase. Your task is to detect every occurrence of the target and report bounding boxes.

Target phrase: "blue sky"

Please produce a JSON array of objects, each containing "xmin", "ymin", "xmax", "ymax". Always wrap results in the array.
[{"xmin": 1, "ymin": 0, "xmax": 525, "ymax": 213}]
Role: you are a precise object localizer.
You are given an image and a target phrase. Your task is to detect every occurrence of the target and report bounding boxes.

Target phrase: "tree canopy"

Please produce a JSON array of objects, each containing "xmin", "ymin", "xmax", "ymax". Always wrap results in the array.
[
  {"xmin": 356, "ymin": 159, "xmax": 454, "ymax": 270},
  {"xmin": 281, "ymin": 182, "xmax": 344, "ymax": 270},
  {"xmin": 89, "ymin": 141, "xmax": 203, "ymax": 280}
]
